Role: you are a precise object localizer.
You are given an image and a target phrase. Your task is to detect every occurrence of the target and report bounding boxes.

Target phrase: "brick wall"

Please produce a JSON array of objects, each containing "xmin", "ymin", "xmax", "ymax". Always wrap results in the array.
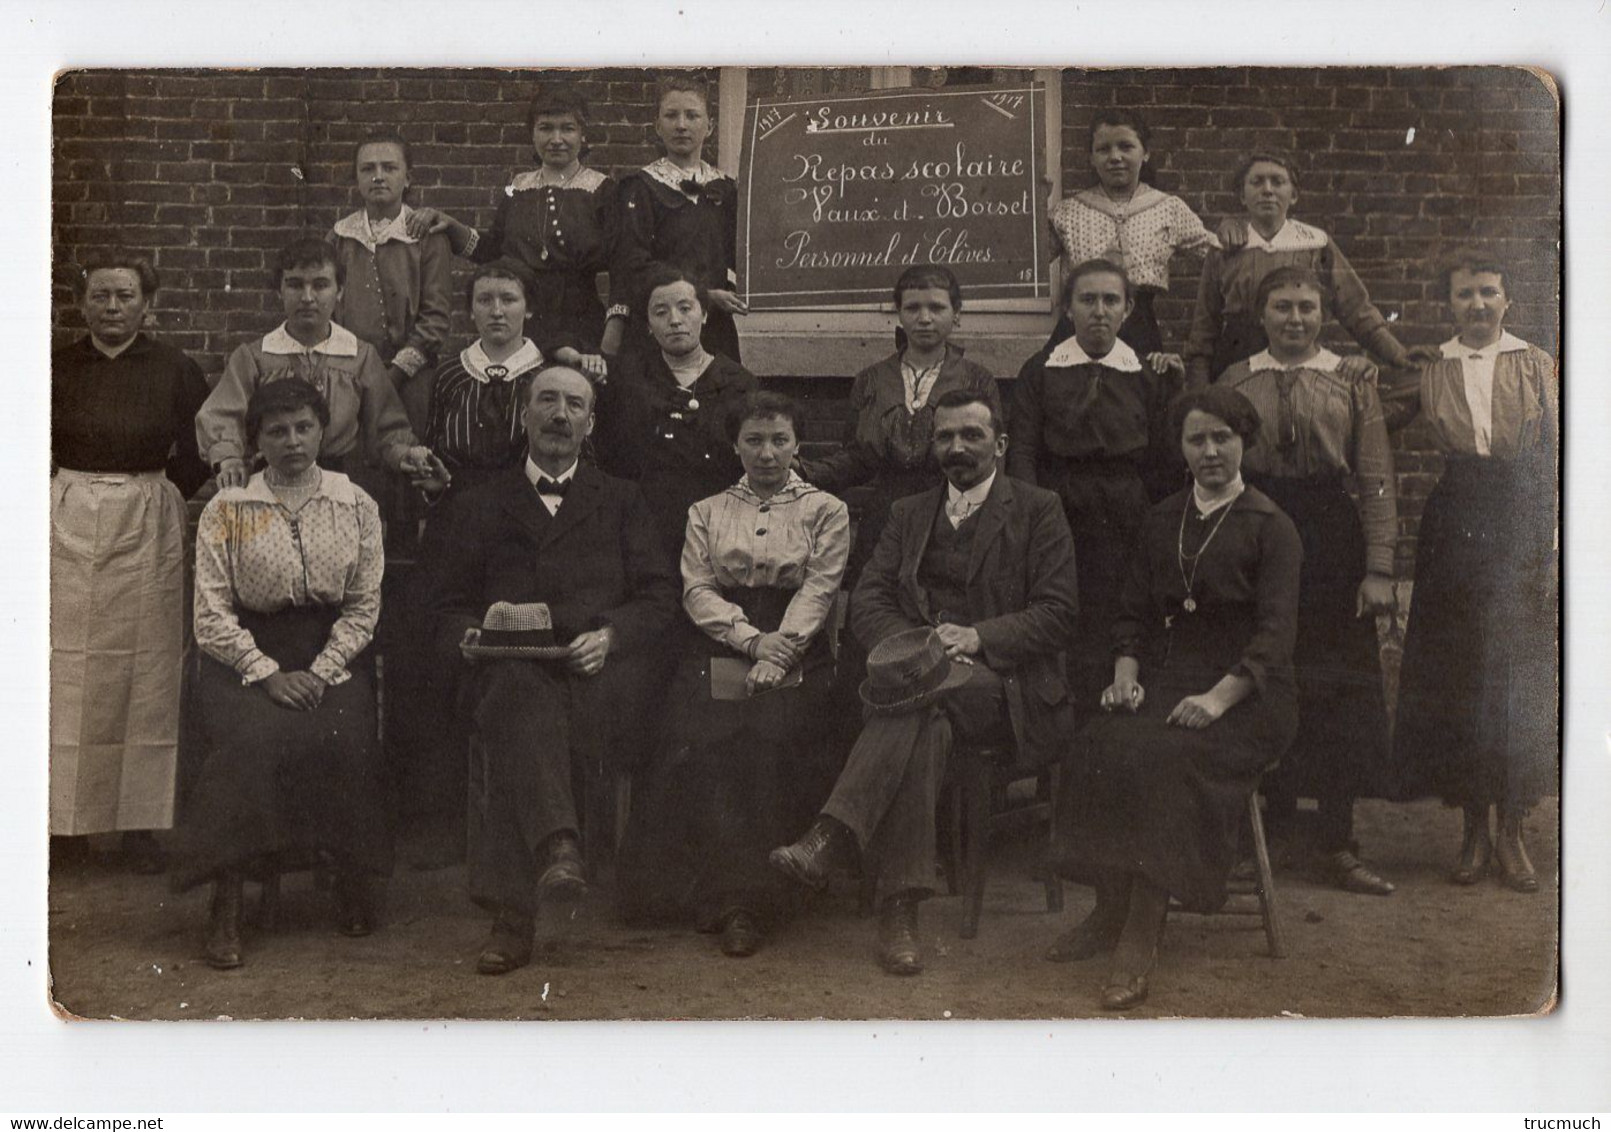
[{"xmin": 52, "ymin": 65, "xmax": 1560, "ymax": 575}]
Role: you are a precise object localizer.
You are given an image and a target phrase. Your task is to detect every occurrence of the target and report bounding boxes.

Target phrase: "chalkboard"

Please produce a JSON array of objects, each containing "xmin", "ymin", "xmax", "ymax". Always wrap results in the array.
[{"xmin": 737, "ymin": 83, "xmax": 1050, "ymax": 310}]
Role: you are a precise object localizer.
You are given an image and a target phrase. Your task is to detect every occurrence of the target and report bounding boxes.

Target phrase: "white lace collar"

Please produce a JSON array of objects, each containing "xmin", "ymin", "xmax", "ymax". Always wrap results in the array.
[
  {"xmin": 261, "ymin": 322, "xmax": 359, "ymax": 358},
  {"xmin": 1045, "ymin": 335, "xmax": 1143, "ymax": 371},
  {"xmin": 509, "ymin": 166, "xmax": 608, "ymax": 194},
  {"xmin": 462, "ymin": 338, "xmax": 544, "ymax": 384},
  {"xmin": 1439, "ymin": 331, "xmax": 1529, "ymax": 360},
  {"xmin": 1244, "ymin": 218, "xmax": 1328, "ymax": 253},
  {"xmin": 332, "ymin": 205, "xmax": 417, "ymax": 252},
  {"xmin": 1248, "ymin": 347, "xmax": 1343, "ymax": 373},
  {"xmin": 643, "ymin": 157, "xmax": 725, "ymax": 197}
]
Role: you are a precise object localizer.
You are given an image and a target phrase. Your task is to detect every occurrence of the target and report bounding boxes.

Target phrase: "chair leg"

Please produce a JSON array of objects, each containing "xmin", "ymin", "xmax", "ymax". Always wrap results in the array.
[
  {"xmin": 960, "ymin": 753, "xmax": 992, "ymax": 940},
  {"xmin": 1038, "ymin": 768, "xmax": 1064, "ymax": 913},
  {"xmin": 1247, "ymin": 793, "xmax": 1286, "ymax": 959}
]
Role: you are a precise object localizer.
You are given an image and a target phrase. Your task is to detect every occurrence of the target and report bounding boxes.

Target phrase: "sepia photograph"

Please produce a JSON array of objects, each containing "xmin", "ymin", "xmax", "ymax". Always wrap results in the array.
[
  {"xmin": 43, "ymin": 59, "xmax": 1561, "ymax": 1023},
  {"xmin": 6, "ymin": 0, "xmax": 1607, "ymax": 1116}
]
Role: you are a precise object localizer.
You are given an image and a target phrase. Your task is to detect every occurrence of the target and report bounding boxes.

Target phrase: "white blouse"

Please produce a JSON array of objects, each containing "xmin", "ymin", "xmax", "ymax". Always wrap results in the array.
[
  {"xmin": 1048, "ymin": 185, "xmax": 1219, "ymax": 291},
  {"xmin": 194, "ymin": 470, "xmax": 384, "ymax": 686},
  {"xmin": 681, "ymin": 473, "xmax": 850, "ymax": 654}
]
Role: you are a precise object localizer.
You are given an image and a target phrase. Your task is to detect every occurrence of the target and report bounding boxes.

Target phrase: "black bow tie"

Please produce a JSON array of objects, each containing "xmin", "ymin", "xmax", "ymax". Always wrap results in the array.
[
  {"xmin": 535, "ymin": 476, "xmax": 570, "ymax": 497},
  {"xmin": 679, "ymin": 178, "xmax": 704, "ymax": 195}
]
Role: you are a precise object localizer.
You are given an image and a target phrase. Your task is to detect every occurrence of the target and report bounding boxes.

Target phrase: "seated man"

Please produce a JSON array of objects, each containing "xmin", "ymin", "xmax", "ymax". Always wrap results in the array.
[
  {"xmin": 770, "ymin": 388, "xmax": 1079, "ymax": 974},
  {"xmin": 432, "ymin": 365, "xmax": 679, "ymax": 975}
]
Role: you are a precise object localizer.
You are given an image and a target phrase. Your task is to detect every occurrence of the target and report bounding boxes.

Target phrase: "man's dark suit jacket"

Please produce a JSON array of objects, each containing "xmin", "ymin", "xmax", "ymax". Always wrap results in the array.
[
  {"xmin": 433, "ymin": 461, "xmax": 681, "ymax": 674},
  {"xmin": 850, "ymin": 470, "xmax": 1080, "ymax": 766}
]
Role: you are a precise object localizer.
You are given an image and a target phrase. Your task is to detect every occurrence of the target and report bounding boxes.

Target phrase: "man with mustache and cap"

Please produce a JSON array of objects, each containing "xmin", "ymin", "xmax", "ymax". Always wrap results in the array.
[
  {"xmin": 769, "ymin": 388, "xmax": 1079, "ymax": 975},
  {"xmin": 432, "ymin": 364, "xmax": 679, "ymax": 974}
]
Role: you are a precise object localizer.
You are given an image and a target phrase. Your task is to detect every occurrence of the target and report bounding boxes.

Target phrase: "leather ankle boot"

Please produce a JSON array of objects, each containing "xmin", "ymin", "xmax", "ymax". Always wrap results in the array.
[
  {"xmin": 1496, "ymin": 809, "xmax": 1538, "ymax": 893},
  {"xmin": 1451, "ymin": 804, "xmax": 1493, "ymax": 886},
  {"xmin": 205, "ymin": 871, "xmax": 244, "ymax": 970},
  {"xmin": 877, "ymin": 895, "xmax": 923, "ymax": 976},
  {"xmin": 769, "ymin": 817, "xmax": 851, "ymax": 890}
]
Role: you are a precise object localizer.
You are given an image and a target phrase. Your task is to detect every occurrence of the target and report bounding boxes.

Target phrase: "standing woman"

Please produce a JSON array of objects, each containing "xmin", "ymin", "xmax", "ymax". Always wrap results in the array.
[
  {"xmin": 607, "ymin": 75, "xmax": 746, "ymax": 364},
  {"xmin": 1384, "ymin": 249, "xmax": 1559, "ymax": 893},
  {"xmin": 1184, "ymin": 153, "xmax": 1413, "ymax": 390},
  {"xmin": 51, "ymin": 253, "xmax": 211, "ymax": 872},
  {"xmin": 410, "ymin": 87, "xmax": 618, "ymax": 364},
  {"xmin": 618, "ymin": 393, "xmax": 849, "ymax": 958},
  {"xmin": 178, "ymin": 381, "xmax": 390, "ymax": 969},
  {"xmin": 1217, "ymin": 266, "xmax": 1398, "ymax": 895},
  {"xmin": 330, "ymin": 131, "xmax": 454, "ymax": 435},
  {"xmin": 1008, "ymin": 259, "xmax": 1183, "ymax": 715},
  {"xmin": 1049, "ymin": 387, "xmax": 1301, "ymax": 1010},
  {"xmin": 1044, "ymin": 109, "xmax": 1220, "ymax": 355},
  {"xmin": 594, "ymin": 265, "xmax": 758, "ymax": 558}
]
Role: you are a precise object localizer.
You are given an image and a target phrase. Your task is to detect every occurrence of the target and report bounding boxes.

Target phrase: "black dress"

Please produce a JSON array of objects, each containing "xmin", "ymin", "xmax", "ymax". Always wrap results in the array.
[
  {"xmin": 1006, "ymin": 337, "xmax": 1181, "ymax": 714},
  {"xmin": 593, "ymin": 350, "xmax": 758, "ymax": 558},
  {"xmin": 612, "ymin": 161, "xmax": 741, "ymax": 364},
  {"xmin": 468, "ymin": 168, "xmax": 619, "ymax": 351},
  {"xmin": 1055, "ymin": 487, "xmax": 1302, "ymax": 912}
]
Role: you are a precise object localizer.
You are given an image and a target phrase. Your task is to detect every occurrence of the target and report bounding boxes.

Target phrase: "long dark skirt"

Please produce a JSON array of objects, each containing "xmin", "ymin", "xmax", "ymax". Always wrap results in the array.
[
  {"xmin": 616, "ymin": 587, "xmax": 840, "ymax": 931},
  {"xmin": 1043, "ymin": 288, "xmax": 1163, "ymax": 358},
  {"xmin": 173, "ymin": 605, "xmax": 392, "ymax": 890},
  {"xmin": 1392, "ymin": 457, "xmax": 1559, "ymax": 810},
  {"xmin": 1040, "ymin": 459, "xmax": 1151, "ymax": 717},
  {"xmin": 1250, "ymin": 474, "xmax": 1391, "ymax": 807},
  {"xmin": 1054, "ymin": 618, "xmax": 1298, "ymax": 913}
]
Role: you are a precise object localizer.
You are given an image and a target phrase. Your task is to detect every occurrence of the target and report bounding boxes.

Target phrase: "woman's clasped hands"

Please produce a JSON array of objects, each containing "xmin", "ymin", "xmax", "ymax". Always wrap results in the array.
[{"xmin": 261, "ymin": 669, "xmax": 326, "ymax": 711}]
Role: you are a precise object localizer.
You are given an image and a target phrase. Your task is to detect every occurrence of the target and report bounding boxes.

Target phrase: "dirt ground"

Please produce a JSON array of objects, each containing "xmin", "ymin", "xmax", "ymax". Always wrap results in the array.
[{"xmin": 45, "ymin": 797, "xmax": 1557, "ymax": 1022}]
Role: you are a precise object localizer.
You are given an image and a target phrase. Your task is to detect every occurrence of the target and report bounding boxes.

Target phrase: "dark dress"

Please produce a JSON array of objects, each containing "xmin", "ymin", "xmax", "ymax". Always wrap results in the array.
[
  {"xmin": 467, "ymin": 168, "xmax": 618, "ymax": 352},
  {"xmin": 1385, "ymin": 336, "xmax": 1559, "ymax": 811},
  {"xmin": 1220, "ymin": 352, "xmax": 1398, "ymax": 839},
  {"xmin": 390, "ymin": 342, "xmax": 550, "ymax": 823},
  {"xmin": 593, "ymin": 349, "xmax": 758, "ymax": 558},
  {"xmin": 616, "ymin": 477, "xmax": 850, "ymax": 930},
  {"xmin": 1006, "ymin": 337, "xmax": 1180, "ymax": 713},
  {"xmin": 1054, "ymin": 486, "xmax": 1302, "ymax": 912},
  {"xmin": 612, "ymin": 161, "xmax": 741, "ymax": 363}
]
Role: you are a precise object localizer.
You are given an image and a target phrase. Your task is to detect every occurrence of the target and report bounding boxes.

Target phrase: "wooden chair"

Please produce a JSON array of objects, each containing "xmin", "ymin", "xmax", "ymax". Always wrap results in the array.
[
  {"xmin": 1167, "ymin": 789, "xmax": 1286, "ymax": 958},
  {"xmin": 950, "ymin": 743, "xmax": 1064, "ymax": 940}
]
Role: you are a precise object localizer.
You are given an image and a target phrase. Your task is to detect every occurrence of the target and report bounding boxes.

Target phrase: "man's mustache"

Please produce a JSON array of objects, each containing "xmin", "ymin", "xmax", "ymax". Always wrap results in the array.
[{"xmin": 539, "ymin": 420, "xmax": 574, "ymax": 436}]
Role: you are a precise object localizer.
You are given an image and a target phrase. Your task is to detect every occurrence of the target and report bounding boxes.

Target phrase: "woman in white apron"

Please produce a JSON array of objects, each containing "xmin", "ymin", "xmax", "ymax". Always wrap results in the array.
[{"xmin": 50, "ymin": 254, "xmax": 211, "ymax": 870}]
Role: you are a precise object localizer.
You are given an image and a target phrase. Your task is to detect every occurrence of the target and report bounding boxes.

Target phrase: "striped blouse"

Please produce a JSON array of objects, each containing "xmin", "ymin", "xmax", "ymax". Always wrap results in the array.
[{"xmin": 424, "ymin": 339, "xmax": 547, "ymax": 475}]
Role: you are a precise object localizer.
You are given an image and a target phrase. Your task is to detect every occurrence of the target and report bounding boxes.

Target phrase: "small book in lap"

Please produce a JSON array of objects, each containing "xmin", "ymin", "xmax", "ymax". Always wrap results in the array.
[{"xmin": 710, "ymin": 656, "xmax": 803, "ymax": 700}]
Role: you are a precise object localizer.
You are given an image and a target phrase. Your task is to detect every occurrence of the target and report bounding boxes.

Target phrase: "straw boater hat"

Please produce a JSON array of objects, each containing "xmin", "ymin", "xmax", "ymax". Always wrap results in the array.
[
  {"xmin": 460, "ymin": 601, "xmax": 573, "ymax": 660},
  {"xmin": 858, "ymin": 626, "xmax": 974, "ymax": 715}
]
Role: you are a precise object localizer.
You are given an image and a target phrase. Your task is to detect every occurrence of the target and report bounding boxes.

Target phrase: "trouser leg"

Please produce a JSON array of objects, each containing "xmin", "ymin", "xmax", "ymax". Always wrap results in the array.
[
  {"xmin": 822, "ymin": 664, "xmax": 1006, "ymax": 904},
  {"xmin": 467, "ymin": 661, "xmax": 578, "ymax": 918}
]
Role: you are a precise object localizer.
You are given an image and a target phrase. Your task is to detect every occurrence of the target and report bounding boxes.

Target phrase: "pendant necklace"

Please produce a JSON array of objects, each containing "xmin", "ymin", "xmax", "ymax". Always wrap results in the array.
[{"xmin": 1176, "ymin": 493, "xmax": 1239, "ymax": 614}]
